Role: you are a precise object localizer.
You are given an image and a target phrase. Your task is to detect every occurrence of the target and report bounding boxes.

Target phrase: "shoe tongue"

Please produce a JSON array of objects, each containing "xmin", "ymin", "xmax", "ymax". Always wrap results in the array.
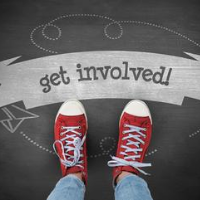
[
  {"xmin": 66, "ymin": 166, "xmax": 83, "ymax": 175},
  {"xmin": 66, "ymin": 121, "xmax": 78, "ymax": 127}
]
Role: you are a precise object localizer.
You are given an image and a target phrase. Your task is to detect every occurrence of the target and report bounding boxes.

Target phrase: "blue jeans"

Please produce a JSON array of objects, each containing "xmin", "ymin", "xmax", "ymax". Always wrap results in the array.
[{"xmin": 47, "ymin": 174, "xmax": 153, "ymax": 200}]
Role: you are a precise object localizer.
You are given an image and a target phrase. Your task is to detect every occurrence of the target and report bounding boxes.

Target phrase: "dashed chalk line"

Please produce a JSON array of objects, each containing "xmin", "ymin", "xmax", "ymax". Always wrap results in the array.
[
  {"xmin": 19, "ymin": 131, "xmax": 55, "ymax": 155},
  {"xmin": 90, "ymin": 136, "xmax": 116, "ymax": 158},
  {"xmin": 189, "ymin": 128, "xmax": 200, "ymax": 138},
  {"xmin": 41, "ymin": 24, "xmax": 62, "ymax": 41},
  {"xmin": 145, "ymin": 149, "xmax": 158, "ymax": 157},
  {"xmin": 119, "ymin": 20, "xmax": 200, "ymax": 48},
  {"xmin": 30, "ymin": 14, "xmax": 200, "ymax": 53},
  {"xmin": 30, "ymin": 14, "xmax": 121, "ymax": 54},
  {"xmin": 30, "ymin": 25, "xmax": 59, "ymax": 54},
  {"xmin": 19, "ymin": 131, "xmax": 158, "ymax": 158}
]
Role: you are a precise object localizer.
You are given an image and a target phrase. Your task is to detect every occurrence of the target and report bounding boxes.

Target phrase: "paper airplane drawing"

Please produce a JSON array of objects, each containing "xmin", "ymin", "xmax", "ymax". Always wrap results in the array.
[{"xmin": 0, "ymin": 105, "xmax": 39, "ymax": 133}]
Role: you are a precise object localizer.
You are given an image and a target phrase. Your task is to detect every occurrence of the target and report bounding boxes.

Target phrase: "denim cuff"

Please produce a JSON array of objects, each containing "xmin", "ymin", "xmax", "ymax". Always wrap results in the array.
[
  {"xmin": 114, "ymin": 174, "xmax": 142, "ymax": 189},
  {"xmin": 58, "ymin": 174, "xmax": 86, "ymax": 192}
]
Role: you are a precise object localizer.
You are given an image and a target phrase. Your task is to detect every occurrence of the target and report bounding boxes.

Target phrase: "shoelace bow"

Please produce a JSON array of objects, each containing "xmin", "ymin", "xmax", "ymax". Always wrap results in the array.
[
  {"xmin": 108, "ymin": 124, "xmax": 151, "ymax": 175},
  {"xmin": 53, "ymin": 126, "xmax": 86, "ymax": 168}
]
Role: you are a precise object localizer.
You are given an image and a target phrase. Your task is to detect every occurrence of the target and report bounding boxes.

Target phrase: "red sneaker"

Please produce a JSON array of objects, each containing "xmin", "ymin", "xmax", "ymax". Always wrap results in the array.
[
  {"xmin": 108, "ymin": 100, "xmax": 152, "ymax": 181},
  {"xmin": 53, "ymin": 100, "xmax": 88, "ymax": 184}
]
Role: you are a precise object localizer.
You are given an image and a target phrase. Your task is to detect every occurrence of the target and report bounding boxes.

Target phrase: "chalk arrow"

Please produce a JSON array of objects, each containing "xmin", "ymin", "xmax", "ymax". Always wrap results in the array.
[{"xmin": 0, "ymin": 51, "xmax": 200, "ymax": 109}]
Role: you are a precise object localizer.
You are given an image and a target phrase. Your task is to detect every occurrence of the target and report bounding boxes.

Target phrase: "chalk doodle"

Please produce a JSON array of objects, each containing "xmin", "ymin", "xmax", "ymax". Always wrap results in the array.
[
  {"xmin": 189, "ymin": 128, "xmax": 200, "ymax": 138},
  {"xmin": 30, "ymin": 14, "xmax": 200, "ymax": 54},
  {"xmin": 0, "ymin": 105, "xmax": 39, "ymax": 133}
]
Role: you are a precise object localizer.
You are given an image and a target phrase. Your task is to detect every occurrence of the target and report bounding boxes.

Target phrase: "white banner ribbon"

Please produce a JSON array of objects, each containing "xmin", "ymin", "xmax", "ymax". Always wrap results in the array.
[{"xmin": 0, "ymin": 51, "xmax": 200, "ymax": 109}]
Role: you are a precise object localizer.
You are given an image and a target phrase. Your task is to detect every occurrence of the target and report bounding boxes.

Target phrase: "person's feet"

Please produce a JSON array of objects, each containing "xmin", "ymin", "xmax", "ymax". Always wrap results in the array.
[
  {"xmin": 53, "ymin": 100, "xmax": 88, "ymax": 184},
  {"xmin": 107, "ymin": 100, "xmax": 152, "ymax": 182}
]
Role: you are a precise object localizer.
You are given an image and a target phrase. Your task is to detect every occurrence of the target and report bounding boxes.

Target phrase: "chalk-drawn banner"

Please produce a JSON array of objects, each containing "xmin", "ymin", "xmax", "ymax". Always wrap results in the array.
[{"xmin": 0, "ymin": 51, "xmax": 199, "ymax": 109}]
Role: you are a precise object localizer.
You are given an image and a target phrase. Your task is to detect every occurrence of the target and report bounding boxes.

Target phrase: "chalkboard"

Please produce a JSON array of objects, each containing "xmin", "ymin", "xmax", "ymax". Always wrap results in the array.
[{"xmin": 0, "ymin": 0, "xmax": 200, "ymax": 200}]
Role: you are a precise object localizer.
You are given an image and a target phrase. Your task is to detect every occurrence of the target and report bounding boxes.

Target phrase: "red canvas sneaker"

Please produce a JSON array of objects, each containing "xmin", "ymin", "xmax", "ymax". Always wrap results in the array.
[
  {"xmin": 108, "ymin": 100, "xmax": 152, "ymax": 181},
  {"xmin": 53, "ymin": 100, "xmax": 88, "ymax": 184}
]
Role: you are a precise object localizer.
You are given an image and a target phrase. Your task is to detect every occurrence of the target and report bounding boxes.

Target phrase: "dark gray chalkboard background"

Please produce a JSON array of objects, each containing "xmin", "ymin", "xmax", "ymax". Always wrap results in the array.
[{"xmin": 0, "ymin": 0, "xmax": 200, "ymax": 200}]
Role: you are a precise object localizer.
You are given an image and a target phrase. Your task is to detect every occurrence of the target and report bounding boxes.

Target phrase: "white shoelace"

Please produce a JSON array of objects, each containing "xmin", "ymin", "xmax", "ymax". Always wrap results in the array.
[
  {"xmin": 53, "ymin": 126, "xmax": 85, "ymax": 168},
  {"xmin": 108, "ymin": 124, "xmax": 151, "ymax": 175}
]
